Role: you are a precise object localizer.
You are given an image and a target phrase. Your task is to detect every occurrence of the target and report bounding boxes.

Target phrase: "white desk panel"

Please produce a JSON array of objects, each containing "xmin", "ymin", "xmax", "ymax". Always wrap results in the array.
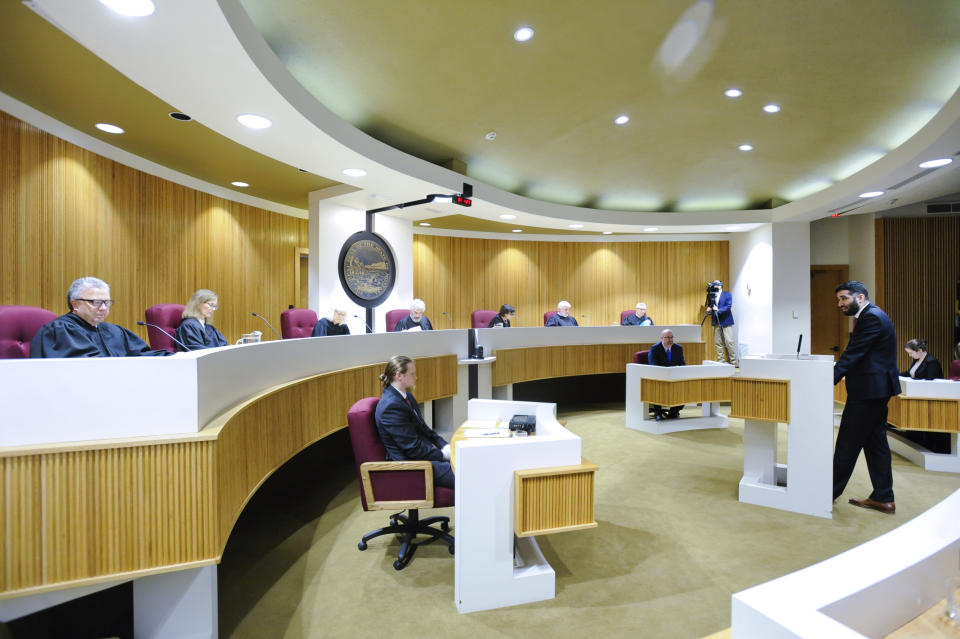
[{"xmin": 474, "ymin": 325, "xmax": 702, "ymax": 352}]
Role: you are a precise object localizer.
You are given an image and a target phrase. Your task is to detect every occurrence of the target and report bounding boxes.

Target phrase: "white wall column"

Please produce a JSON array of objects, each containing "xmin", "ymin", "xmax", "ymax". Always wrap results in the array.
[
  {"xmin": 771, "ymin": 222, "xmax": 811, "ymax": 354},
  {"xmin": 133, "ymin": 565, "xmax": 217, "ymax": 639},
  {"xmin": 730, "ymin": 224, "xmax": 773, "ymax": 356}
]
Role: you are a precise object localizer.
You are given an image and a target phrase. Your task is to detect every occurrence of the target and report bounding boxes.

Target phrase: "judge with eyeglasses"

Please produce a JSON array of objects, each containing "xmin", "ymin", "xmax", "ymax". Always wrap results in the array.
[{"xmin": 30, "ymin": 276, "xmax": 172, "ymax": 358}]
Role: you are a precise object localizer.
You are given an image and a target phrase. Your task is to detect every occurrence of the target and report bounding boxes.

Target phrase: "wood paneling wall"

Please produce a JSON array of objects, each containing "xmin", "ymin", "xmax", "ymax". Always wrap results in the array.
[
  {"xmin": 413, "ymin": 235, "xmax": 727, "ymax": 344},
  {"xmin": 0, "ymin": 111, "xmax": 308, "ymax": 343},
  {"xmin": 875, "ymin": 216, "xmax": 960, "ymax": 372}
]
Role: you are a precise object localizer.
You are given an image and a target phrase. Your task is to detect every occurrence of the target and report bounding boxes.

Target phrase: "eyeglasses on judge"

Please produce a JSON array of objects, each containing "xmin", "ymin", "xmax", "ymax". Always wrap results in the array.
[{"xmin": 76, "ymin": 298, "xmax": 114, "ymax": 308}]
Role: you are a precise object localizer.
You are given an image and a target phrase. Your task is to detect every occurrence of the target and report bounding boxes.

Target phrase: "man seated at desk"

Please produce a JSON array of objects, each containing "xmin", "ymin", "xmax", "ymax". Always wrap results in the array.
[
  {"xmin": 649, "ymin": 329, "xmax": 685, "ymax": 420},
  {"xmin": 393, "ymin": 299, "xmax": 433, "ymax": 332},
  {"xmin": 313, "ymin": 307, "xmax": 350, "ymax": 337},
  {"xmin": 31, "ymin": 276, "xmax": 172, "ymax": 358},
  {"xmin": 545, "ymin": 300, "xmax": 579, "ymax": 327},
  {"xmin": 622, "ymin": 301, "xmax": 654, "ymax": 326},
  {"xmin": 375, "ymin": 355, "xmax": 454, "ymax": 488}
]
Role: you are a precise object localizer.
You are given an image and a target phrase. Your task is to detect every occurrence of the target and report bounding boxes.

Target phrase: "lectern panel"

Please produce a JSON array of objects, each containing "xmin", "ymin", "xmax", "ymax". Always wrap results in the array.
[
  {"xmin": 888, "ymin": 396, "xmax": 960, "ymax": 432},
  {"xmin": 730, "ymin": 378, "xmax": 790, "ymax": 423}
]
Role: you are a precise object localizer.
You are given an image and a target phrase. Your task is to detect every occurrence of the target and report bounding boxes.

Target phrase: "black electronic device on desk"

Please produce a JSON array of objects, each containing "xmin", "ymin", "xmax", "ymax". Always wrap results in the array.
[{"xmin": 509, "ymin": 414, "xmax": 536, "ymax": 436}]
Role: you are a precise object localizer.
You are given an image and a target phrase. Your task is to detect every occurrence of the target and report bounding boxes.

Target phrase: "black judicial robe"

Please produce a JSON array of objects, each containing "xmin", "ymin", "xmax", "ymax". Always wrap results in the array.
[
  {"xmin": 622, "ymin": 314, "xmax": 654, "ymax": 326},
  {"xmin": 175, "ymin": 317, "xmax": 228, "ymax": 351},
  {"xmin": 312, "ymin": 318, "xmax": 351, "ymax": 337},
  {"xmin": 393, "ymin": 315, "xmax": 433, "ymax": 331},
  {"xmin": 30, "ymin": 313, "xmax": 171, "ymax": 358},
  {"xmin": 487, "ymin": 315, "xmax": 511, "ymax": 328},
  {"xmin": 545, "ymin": 314, "xmax": 579, "ymax": 327}
]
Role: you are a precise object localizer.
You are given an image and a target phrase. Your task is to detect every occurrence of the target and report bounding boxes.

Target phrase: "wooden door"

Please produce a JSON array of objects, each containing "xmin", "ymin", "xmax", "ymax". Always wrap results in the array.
[
  {"xmin": 810, "ymin": 265, "xmax": 849, "ymax": 360},
  {"xmin": 295, "ymin": 248, "xmax": 309, "ymax": 308}
]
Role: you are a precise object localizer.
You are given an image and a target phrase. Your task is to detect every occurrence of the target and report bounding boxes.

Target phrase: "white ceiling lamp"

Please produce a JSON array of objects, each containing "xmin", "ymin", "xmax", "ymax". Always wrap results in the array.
[
  {"xmin": 738, "ymin": 143, "xmax": 753, "ymax": 152},
  {"xmin": 918, "ymin": 158, "xmax": 953, "ymax": 168},
  {"xmin": 614, "ymin": 114, "xmax": 630, "ymax": 125},
  {"xmin": 499, "ymin": 214, "xmax": 516, "ymax": 220},
  {"xmin": 99, "ymin": 0, "xmax": 155, "ymax": 17},
  {"xmin": 236, "ymin": 114, "xmax": 272, "ymax": 129},
  {"xmin": 419, "ymin": 222, "xmax": 431, "ymax": 227},
  {"xmin": 602, "ymin": 231, "xmax": 613, "ymax": 235},
  {"xmin": 95, "ymin": 123, "xmax": 124, "ymax": 134},
  {"xmin": 512, "ymin": 229, "xmax": 523, "ymax": 233},
  {"xmin": 231, "ymin": 181, "xmax": 249, "ymax": 187},
  {"xmin": 859, "ymin": 191, "xmax": 884, "ymax": 198},
  {"xmin": 762, "ymin": 103, "xmax": 781, "ymax": 113},
  {"xmin": 485, "ymin": 131, "xmax": 497, "ymax": 141},
  {"xmin": 343, "ymin": 168, "xmax": 367, "ymax": 177},
  {"xmin": 514, "ymin": 26, "xmax": 534, "ymax": 42},
  {"xmin": 724, "ymin": 88, "xmax": 742, "ymax": 98}
]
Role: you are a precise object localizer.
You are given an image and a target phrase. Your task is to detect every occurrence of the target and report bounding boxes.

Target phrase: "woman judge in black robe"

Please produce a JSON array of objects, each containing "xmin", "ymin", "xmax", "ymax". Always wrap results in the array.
[{"xmin": 175, "ymin": 289, "xmax": 228, "ymax": 351}]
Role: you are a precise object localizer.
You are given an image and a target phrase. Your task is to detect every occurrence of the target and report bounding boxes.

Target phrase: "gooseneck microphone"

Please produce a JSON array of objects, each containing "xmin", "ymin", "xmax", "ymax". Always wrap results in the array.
[
  {"xmin": 251, "ymin": 312, "xmax": 282, "ymax": 339},
  {"xmin": 137, "ymin": 321, "xmax": 191, "ymax": 351},
  {"xmin": 442, "ymin": 311, "xmax": 456, "ymax": 329},
  {"xmin": 353, "ymin": 314, "xmax": 374, "ymax": 334},
  {"xmin": 797, "ymin": 334, "xmax": 803, "ymax": 359}
]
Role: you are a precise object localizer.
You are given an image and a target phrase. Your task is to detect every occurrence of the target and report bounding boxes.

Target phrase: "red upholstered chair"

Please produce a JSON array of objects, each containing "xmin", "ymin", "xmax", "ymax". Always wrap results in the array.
[
  {"xmin": 385, "ymin": 309, "xmax": 409, "ymax": 333},
  {"xmin": 633, "ymin": 350, "xmax": 649, "ymax": 365},
  {"xmin": 471, "ymin": 310, "xmax": 498, "ymax": 328},
  {"xmin": 543, "ymin": 310, "xmax": 558, "ymax": 325},
  {"xmin": 949, "ymin": 360, "xmax": 960, "ymax": 381},
  {"xmin": 0, "ymin": 305, "xmax": 57, "ymax": 358},
  {"xmin": 144, "ymin": 304, "xmax": 185, "ymax": 353},
  {"xmin": 280, "ymin": 308, "xmax": 318, "ymax": 339},
  {"xmin": 347, "ymin": 397, "xmax": 454, "ymax": 570},
  {"xmin": 620, "ymin": 310, "xmax": 635, "ymax": 325}
]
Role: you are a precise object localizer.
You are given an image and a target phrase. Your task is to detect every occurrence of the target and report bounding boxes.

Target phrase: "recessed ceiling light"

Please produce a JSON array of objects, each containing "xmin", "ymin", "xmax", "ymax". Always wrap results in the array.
[
  {"xmin": 919, "ymin": 158, "xmax": 953, "ymax": 168},
  {"xmin": 99, "ymin": 0, "xmax": 155, "ymax": 17},
  {"xmin": 724, "ymin": 88, "xmax": 742, "ymax": 98},
  {"xmin": 499, "ymin": 214, "xmax": 516, "ymax": 220},
  {"xmin": 602, "ymin": 231, "xmax": 613, "ymax": 235},
  {"xmin": 419, "ymin": 222, "xmax": 431, "ymax": 227},
  {"xmin": 231, "ymin": 181, "xmax": 249, "ymax": 188},
  {"xmin": 859, "ymin": 191, "xmax": 884, "ymax": 198},
  {"xmin": 485, "ymin": 131, "xmax": 497, "ymax": 141},
  {"xmin": 343, "ymin": 168, "xmax": 367, "ymax": 177},
  {"xmin": 236, "ymin": 114, "xmax": 272, "ymax": 129},
  {"xmin": 512, "ymin": 229, "xmax": 523, "ymax": 233},
  {"xmin": 614, "ymin": 115, "xmax": 630, "ymax": 125},
  {"xmin": 738, "ymin": 143, "xmax": 753, "ymax": 152},
  {"xmin": 762, "ymin": 103, "xmax": 781, "ymax": 113},
  {"xmin": 644, "ymin": 227, "xmax": 659, "ymax": 232},
  {"xmin": 726, "ymin": 225, "xmax": 741, "ymax": 231},
  {"xmin": 514, "ymin": 26, "xmax": 534, "ymax": 42},
  {"xmin": 168, "ymin": 112, "xmax": 192, "ymax": 121},
  {"xmin": 95, "ymin": 123, "xmax": 124, "ymax": 134},
  {"xmin": 569, "ymin": 224, "xmax": 584, "ymax": 229}
]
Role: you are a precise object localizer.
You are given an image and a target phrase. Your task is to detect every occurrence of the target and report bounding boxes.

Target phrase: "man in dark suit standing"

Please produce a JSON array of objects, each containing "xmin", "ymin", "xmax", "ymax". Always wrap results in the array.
[
  {"xmin": 375, "ymin": 355, "xmax": 454, "ymax": 488},
  {"xmin": 648, "ymin": 329, "xmax": 686, "ymax": 420},
  {"xmin": 832, "ymin": 281, "xmax": 901, "ymax": 514}
]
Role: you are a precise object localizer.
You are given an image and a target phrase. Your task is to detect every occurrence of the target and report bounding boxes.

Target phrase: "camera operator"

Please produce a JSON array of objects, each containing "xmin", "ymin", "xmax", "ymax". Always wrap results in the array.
[{"xmin": 707, "ymin": 280, "xmax": 737, "ymax": 366}]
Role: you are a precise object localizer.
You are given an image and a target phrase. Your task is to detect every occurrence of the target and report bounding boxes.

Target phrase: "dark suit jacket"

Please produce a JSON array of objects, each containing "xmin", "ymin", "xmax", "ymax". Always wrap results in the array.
[
  {"xmin": 900, "ymin": 354, "xmax": 943, "ymax": 380},
  {"xmin": 649, "ymin": 342, "xmax": 685, "ymax": 367},
  {"xmin": 833, "ymin": 303, "xmax": 901, "ymax": 400},
  {"xmin": 393, "ymin": 315, "xmax": 433, "ymax": 331},
  {"xmin": 710, "ymin": 291, "xmax": 734, "ymax": 327},
  {"xmin": 374, "ymin": 385, "xmax": 447, "ymax": 462}
]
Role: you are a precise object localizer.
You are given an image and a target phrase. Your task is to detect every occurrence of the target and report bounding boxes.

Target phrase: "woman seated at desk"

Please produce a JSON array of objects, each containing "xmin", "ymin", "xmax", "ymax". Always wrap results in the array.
[
  {"xmin": 176, "ymin": 289, "xmax": 227, "ymax": 351},
  {"xmin": 900, "ymin": 338, "xmax": 942, "ymax": 380}
]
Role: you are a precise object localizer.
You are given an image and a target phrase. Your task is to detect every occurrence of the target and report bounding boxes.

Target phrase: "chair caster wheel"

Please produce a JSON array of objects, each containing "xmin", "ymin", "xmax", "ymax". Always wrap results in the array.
[
  {"xmin": 441, "ymin": 521, "xmax": 450, "ymax": 532},
  {"xmin": 393, "ymin": 559, "xmax": 405, "ymax": 571},
  {"xmin": 448, "ymin": 543, "xmax": 455, "ymax": 555},
  {"xmin": 358, "ymin": 541, "xmax": 367, "ymax": 551}
]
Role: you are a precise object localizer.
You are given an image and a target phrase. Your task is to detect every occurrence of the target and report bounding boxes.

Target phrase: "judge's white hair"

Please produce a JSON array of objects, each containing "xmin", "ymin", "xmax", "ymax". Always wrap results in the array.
[
  {"xmin": 67, "ymin": 276, "xmax": 109, "ymax": 309},
  {"xmin": 557, "ymin": 300, "xmax": 571, "ymax": 310},
  {"xmin": 410, "ymin": 299, "xmax": 426, "ymax": 312}
]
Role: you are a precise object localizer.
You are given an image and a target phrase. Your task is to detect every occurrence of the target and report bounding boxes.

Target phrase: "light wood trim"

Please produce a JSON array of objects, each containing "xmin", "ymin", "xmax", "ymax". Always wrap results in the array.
[
  {"xmin": 887, "ymin": 396, "xmax": 960, "ymax": 432},
  {"xmin": 360, "ymin": 461, "xmax": 434, "ymax": 510},
  {"xmin": 295, "ymin": 247, "xmax": 309, "ymax": 309},
  {"xmin": 513, "ymin": 458, "xmax": 598, "ymax": 538},
  {"xmin": 640, "ymin": 377, "xmax": 733, "ymax": 406},
  {"xmin": 729, "ymin": 378, "xmax": 790, "ymax": 422}
]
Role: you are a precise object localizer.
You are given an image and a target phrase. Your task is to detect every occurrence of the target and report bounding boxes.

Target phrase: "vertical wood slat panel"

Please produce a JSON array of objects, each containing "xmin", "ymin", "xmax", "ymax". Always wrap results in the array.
[
  {"xmin": 729, "ymin": 378, "xmax": 790, "ymax": 423},
  {"xmin": 514, "ymin": 460, "xmax": 598, "ymax": 537},
  {"xmin": 0, "ymin": 111, "xmax": 308, "ymax": 344},
  {"xmin": 413, "ymin": 235, "xmax": 729, "ymax": 332}
]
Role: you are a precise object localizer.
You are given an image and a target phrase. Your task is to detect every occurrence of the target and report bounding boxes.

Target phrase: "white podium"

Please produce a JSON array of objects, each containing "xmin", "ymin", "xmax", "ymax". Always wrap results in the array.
[
  {"xmin": 738, "ymin": 354, "xmax": 835, "ymax": 519},
  {"xmin": 625, "ymin": 362, "xmax": 735, "ymax": 434}
]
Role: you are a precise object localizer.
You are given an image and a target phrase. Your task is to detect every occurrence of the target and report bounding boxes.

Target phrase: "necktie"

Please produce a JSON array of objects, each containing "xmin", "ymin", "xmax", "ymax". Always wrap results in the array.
[{"xmin": 667, "ymin": 348, "xmax": 671, "ymax": 363}]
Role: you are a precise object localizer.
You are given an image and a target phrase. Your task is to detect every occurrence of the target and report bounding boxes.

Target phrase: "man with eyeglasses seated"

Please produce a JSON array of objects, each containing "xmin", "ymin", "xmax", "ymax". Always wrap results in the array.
[{"xmin": 31, "ymin": 276, "xmax": 172, "ymax": 358}]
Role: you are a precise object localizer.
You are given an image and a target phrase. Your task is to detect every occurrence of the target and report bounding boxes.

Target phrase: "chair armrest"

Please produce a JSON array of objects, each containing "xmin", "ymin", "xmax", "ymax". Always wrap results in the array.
[{"xmin": 360, "ymin": 460, "xmax": 435, "ymax": 510}]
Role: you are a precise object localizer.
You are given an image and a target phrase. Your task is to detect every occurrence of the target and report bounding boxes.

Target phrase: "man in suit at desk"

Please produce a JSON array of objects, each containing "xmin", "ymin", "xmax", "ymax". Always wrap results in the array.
[
  {"xmin": 649, "ymin": 329, "xmax": 686, "ymax": 420},
  {"xmin": 832, "ymin": 281, "xmax": 901, "ymax": 514},
  {"xmin": 375, "ymin": 355, "xmax": 454, "ymax": 488}
]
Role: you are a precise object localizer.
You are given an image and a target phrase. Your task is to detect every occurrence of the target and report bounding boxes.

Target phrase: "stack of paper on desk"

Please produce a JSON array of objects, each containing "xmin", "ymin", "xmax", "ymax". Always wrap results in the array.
[{"xmin": 460, "ymin": 419, "xmax": 511, "ymax": 438}]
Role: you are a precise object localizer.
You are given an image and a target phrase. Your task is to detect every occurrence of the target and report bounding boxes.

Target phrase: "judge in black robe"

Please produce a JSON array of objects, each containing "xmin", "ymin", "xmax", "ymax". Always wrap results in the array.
[
  {"xmin": 487, "ymin": 304, "xmax": 516, "ymax": 328},
  {"xmin": 622, "ymin": 303, "xmax": 654, "ymax": 326},
  {"xmin": 545, "ymin": 301, "xmax": 578, "ymax": 326},
  {"xmin": 393, "ymin": 299, "xmax": 433, "ymax": 331},
  {"xmin": 313, "ymin": 309, "xmax": 351, "ymax": 337},
  {"xmin": 175, "ymin": 289, "xmax": 228, "ymax": 351}
]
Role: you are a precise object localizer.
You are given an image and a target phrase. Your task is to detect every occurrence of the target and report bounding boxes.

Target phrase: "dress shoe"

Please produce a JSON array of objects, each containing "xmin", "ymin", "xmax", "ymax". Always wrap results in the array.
[
  {"xmin": 654, "ymin": 412, "xmax": 664, "ymax": 422},
  {"xmin": 848, "ymin": 498, "xmax": 895, "ymax": 514}
]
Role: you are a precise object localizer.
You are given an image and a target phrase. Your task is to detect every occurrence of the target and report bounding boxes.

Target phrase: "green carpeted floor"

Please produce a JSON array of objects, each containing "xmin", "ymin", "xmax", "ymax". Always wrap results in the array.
[{"xmin": 218, "ymin": 404, "xmax": 960, "ymax": 639}]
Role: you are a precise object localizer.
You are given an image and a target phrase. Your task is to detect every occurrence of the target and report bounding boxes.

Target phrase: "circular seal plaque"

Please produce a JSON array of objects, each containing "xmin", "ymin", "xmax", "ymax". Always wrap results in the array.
[{"xmin": 338, "ymin": 231, "xmax": 397, "ymax": 308}]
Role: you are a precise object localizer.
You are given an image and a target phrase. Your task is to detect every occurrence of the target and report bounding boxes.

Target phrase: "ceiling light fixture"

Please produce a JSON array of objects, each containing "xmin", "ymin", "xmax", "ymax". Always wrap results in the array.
[
  {"xmin": 99, "ymin": 0, "xmax": 155, "ymax": 17},
  {"xmin": 499, "ymin": 214, "xmax": 516, "ymax": 220},
  {"xmin": 419, "ymin": 222, "xmax": 431, "ymax": 227},
  {"xmin": 762, "ymin": 103, "xmax": 781, "ymax": 113},
  {"xmin": 342, "ymin": 168, "xmax": 367, "ymax": 177},
  {"xmin": 168, "ymin": 112, "xmax": 192, "ymax": 121},
  {"xmin": 644, "ymin": 227, "xmax": 659, "ymax": 232},
  {"xmin": 738, "ymin": 143, "xmax": 753, "ymax": 152},
  {"xmin": 859, "ymin": 191, "xmax": 884, "ymax": 198},
  {"xmin": 569, "ymin": 224, "xmax": 584, "ymax": 229},
  {"xmin": 614, "ymin": 115, "xmax": 630, "ymax": 125},
  {"xmin": 724, "ymin": 88, "xmax": 742, "ymax": 98},
  {"xmin": 485, "ymin": 131, "xmax": 497, "ymax": 141},
  {"xmin": 231, "ymin": 181, "xmax": 249, "ymax": 187},
  {"xmin": 918, "ymin": 158, "xmax": 953, "ymax": 168},
  {"xmin": 514, "ymin": 26, "xmax": 534, "ymax": 42},
  {"xmin": 95, "ymin": 123, "xmax": 124, "ymax": 134},
  {"xmin": 236, "ymin": 114, "xmax": 272, "ymax": 129},
  {"xmin": 602, "ymin": 231, "xmax": 613, "ymax": 235},
  {"xmin": 512, "ymin": 229, "xmax": 523, "ymax": 233}
]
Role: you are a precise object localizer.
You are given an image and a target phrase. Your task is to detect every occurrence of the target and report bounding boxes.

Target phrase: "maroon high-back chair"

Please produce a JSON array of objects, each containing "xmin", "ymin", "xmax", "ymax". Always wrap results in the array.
[
  {"xmin": 347, "ymin": 397, "xmax": 454, "ymax": 570},
  {"xmin": 280, "ymin": 308, "xmax": 318, "ymax": 339},
  {"xmin": 543, "ymin": 310, "xmax": 558, "ymax": 325},
  {"xmin": 385, "ymin": 309, "xmax": 409, "ymax": 333},
  {"xmin": 471, "ymin": 310, "xmax": 497, "ymax": 329},
  {"xmin": 633, "ymin": 350, "xmax": 650, "ymax": 365},
  {"xmin": 144, "ymin": 304, "xmax": 185, "ymax": 353},
  {"xmin": 0, "ymin": 305, "xmax": 57, "ymax": 358},
  {"xmin": 949, "ymin": 360, "xmax": 960, "ymax": 381},
  {"xmin": 620, "ymin": 310, "xmax": 636, "ymax": 325}
]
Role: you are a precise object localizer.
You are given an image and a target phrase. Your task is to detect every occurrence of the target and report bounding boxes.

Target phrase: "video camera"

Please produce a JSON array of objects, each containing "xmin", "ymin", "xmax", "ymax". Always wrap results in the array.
[{"xmin": 706, "ymin": 280, "xmax": 722, "ymax": 294}]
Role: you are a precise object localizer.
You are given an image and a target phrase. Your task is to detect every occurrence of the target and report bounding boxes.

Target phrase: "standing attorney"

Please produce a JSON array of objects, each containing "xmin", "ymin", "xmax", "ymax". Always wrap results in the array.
[
  {"xmin": 374, "ymin": 355, "xmax": 454, "ymax": 488},
  {"xmin": 832, "ymin": 281, "xmax": 901, "ymax": 514}
]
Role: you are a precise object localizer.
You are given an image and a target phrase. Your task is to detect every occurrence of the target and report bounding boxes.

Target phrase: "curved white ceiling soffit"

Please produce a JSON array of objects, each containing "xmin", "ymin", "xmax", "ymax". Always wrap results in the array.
[{"xmin": 31, "ymin": 0, "xmax": 960, "ymax": 233}]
